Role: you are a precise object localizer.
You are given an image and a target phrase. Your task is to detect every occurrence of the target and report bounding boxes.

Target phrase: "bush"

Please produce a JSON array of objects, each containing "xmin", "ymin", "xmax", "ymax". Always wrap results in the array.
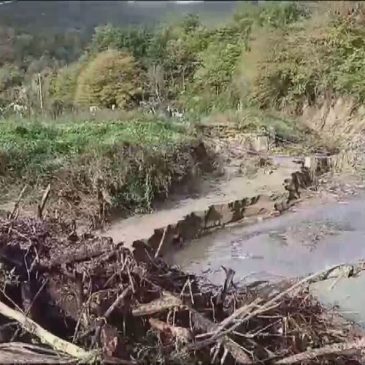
[
  {"xmin": 248, "ymin": 25, "xmax": 326, "ymax": 112},
  {"xmin": 233, "ymin": 1, "xmax": 310, "ymax": 31},
  {"xmin": 0, "ymin": 64, "xmax": 24, "ymax": 93},
  {"xmin": 194, "ymin": 42, "xmax": 242, "ymax": 95},
  {"xmin": 90, "ymin": 24, "xmax": 153, "ymax": 61},
  {"xmin": 183, "ymin": 32, "xmax": 244, "ymax": 114},
  {"xmin": 49, "ymin": 62, "xmax": 83, "ymax": 105},
  {"xmin": 143, "ymin": 16, "xmax": 211, "ymax": 100},
  {"xmin": 178, "ymin": 2, "xmax": 310, "ymax": 115},
  {"xmin": 326, "ymin": 19, "xmax": 365, "ymax": 101},
  {"xmin": 241, "ymin": 9, "xmax": 365, "ymax": 113},
  {"xmin": 74, "ymin": 49, "xmax": 143, "ymax": 109}
]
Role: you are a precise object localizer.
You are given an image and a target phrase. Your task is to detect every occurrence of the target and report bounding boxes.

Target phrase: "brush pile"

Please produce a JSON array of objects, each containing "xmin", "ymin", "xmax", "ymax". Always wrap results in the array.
[{"xmin": 0, "ymin": 217, "xmax": 363, "ymax": 364}]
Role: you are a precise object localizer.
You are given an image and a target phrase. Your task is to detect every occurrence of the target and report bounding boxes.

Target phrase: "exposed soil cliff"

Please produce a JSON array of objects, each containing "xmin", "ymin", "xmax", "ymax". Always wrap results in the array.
[{"xmin": 302, "ymin": 97, "xmax": 365, "ymax": 172}]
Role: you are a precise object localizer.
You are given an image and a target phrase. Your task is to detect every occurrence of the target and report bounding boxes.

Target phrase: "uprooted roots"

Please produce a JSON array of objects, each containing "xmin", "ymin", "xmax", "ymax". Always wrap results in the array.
[{"xmin": 0, "ymin": 217, "xmax": 363, "ymax": 364}]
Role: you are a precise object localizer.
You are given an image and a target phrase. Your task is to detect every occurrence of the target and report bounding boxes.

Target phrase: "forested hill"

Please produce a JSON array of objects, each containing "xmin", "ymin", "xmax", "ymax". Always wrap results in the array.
[{"xmin": 0, "ymin": 1, "xmax": 239, "ymax": 34}]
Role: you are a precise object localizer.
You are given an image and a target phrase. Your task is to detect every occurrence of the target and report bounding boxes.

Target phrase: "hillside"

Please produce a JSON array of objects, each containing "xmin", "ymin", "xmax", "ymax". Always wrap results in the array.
[
  {"xmin": 0, "ymin": 1, "xmax": 364, "ymax": 223},
  {"xmin": 0, "ymin": 0, "xmax": 239, "ymax": 34},
  {"xmin": 1, "ymin": 3, "xmax": 365, "ymax": 365}
]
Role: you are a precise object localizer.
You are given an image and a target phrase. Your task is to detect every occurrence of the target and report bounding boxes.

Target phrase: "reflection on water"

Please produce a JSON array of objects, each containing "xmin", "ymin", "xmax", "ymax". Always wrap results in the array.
[
  {"xmin": 310, "ymin": 272, "xmax": 365, "ymax": 327},
  {"xmin": 165, "ymin": 195, "xmax": 365, "ymax": 285}
]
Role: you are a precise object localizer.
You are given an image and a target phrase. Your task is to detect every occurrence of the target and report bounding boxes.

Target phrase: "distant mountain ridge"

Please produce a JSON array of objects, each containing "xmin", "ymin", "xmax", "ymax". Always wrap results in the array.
[{"xmin": 0, "ymin": 1, "xmax": 239, "ymax": 34}]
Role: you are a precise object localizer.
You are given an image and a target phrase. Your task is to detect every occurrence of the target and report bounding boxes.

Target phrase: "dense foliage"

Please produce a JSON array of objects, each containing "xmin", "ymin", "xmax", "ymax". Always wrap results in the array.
[
  {"xmin": 1, "ymin": 1, "xmax": 342, "ymax": 116},
  {"xmin": 74, "ymin": 50, "xmax": 142, "ymax": 109},
  {"xmin": 244, "ymin": 2, "xmax": 365, "ymax": 112},
  {"xmin": 1, "ymin": 1, "xmax": 364, "ymax": 219}
]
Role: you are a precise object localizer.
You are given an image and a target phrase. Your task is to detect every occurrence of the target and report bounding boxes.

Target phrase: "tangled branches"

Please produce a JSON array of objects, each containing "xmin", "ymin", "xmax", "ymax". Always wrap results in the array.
[{"xmin": 0, "ymin": 217, "xmax": 363, "ymax": 364}]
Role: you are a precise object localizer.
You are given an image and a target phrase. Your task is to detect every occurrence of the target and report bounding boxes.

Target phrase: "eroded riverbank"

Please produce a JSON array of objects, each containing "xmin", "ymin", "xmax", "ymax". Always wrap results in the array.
[
  {"xmin": 0, "ymin": 137, "xmax": 364, "ymax": 362},
  {"xmin": 163, "ymin": 173, "xmax": 365, "ymax": 329},
  {"xmin": 165, "ymin": 187, "xmax": 365, "ymax": 285},
  {"xmin": 99, "ymin": 155, "xmax": 298, "ymax": 245}
]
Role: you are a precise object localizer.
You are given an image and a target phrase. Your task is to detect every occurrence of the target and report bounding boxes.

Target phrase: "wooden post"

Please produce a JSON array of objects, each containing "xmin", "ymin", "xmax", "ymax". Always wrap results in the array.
[{"xmin": 38, "ymin": 73, "xmax": 43, "ymax": 112}]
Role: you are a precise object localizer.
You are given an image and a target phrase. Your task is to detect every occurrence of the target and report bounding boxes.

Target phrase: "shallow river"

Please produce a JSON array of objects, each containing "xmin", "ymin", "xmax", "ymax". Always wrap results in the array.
[
  {"xmin": 165, "ymin": 193, "xmax": 365, "ymax": 325},
  {"xmin": 166, "ymin": 194, "xmax": 365, "ymax": 284}
]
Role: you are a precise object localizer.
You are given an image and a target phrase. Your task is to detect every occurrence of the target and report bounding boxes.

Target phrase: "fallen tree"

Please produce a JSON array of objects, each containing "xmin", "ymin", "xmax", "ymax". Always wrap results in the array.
[{"xmin": 0, "ymin": 217, "xmax": 363, "ymax": 364}]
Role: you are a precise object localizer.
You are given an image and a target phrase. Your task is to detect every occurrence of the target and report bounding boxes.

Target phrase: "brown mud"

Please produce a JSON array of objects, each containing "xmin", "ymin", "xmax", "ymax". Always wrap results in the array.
[
  {"xmin": 167, "ymin": 179, "xmax": 365, "ymax": 285},
  {"xmin": 99, "ymin": 153, "xmax": 293, "ymax": 245},
  {"xmin": 124, "ymin": 154, "xmax": 333, "ymax": 260}
]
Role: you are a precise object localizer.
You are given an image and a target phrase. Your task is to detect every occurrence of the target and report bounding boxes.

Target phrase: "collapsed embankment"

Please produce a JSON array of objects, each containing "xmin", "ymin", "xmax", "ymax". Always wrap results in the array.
[
  {"xmin": 0, "ymin": 113, "xmax": 362, "ymax": 364},
  {"xmin": 0, "ymin": 108, "xmax": 333, "ymax": 232},
  {"xmin": 0, "ymin": 118, "xmax": 215, "ymax": 227},
  {"xmin": 131, "ymin": 154, "xmax": 334, "ymax": 259},
  {"xmin": 302, "ymin": 97, "xmax": 365, "ymax": 172}
]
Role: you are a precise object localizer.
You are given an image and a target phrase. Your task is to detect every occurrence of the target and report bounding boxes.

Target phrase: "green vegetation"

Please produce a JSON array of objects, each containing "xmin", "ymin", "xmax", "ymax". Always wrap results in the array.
[
  {"xmin": 3, "ymin": 1, "xmax": 363, "ymax": 117},
  {"xmin": 0, "ymin": 1, "xmax": 315, "ymax": 115},
  {"xmin": 74, "ymin": 50, "xmax": 142, "ymax": 109},
  {"xmin": 0, "ymin": 116, "xmax": 197, "ymax": 218},
  {"xmin": 245, "ymin": 3, "xmax": 365, "ymax": 112},
  {"xmin": 1, "ymin": 1, "xmax": 364, "ymax": 221},
  {"xmin": 49, "ymin": 63, "xmax": 84, "ymax": 108}
]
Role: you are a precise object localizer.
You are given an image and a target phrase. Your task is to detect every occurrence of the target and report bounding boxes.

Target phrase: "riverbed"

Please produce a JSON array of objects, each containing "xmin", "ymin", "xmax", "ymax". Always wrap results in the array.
[
  {"xmin": 166, "ymin": 193, "xmax": 365, "ymax": 283},
  {"xmin": 165, "ymin": 190, "xmax": 365, "ymax": 325},
  {"xmin": 100, "ymin": 155, "xmax": 298, "ymax": 245}
]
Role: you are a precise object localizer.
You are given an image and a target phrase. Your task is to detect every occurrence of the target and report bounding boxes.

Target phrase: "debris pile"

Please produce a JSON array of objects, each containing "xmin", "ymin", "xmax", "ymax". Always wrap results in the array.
[{"xmin": 0, "ymin": 217, "xmax": 363, "ymax": 364}]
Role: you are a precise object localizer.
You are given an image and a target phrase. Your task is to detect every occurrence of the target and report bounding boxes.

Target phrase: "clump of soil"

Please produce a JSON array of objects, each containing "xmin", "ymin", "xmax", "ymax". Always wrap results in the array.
[{"xmin": 0, "ymin": 216, "xmax": 362, "ymax": 364}]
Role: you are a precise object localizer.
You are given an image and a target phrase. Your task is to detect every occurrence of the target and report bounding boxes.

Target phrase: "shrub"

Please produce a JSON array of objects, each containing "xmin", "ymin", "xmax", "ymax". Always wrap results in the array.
[
  {"xmin": 0, "ymin": 64, "xmax": 24, "ymax": 93},
  {"xmin": 49, "ymin": 62, "xmax": 83, "ymax": 105},
  {"xmin": 74, "ymin": 49, "xmax": 143, "ymax": 109},
  {"xmin": 90, "ymin": 24, "xmax": 153, "ymax": 61},
  {"xmin": 183, "ymin": 34, "xmax": 243, "ymax": 114},
  {"xmin": 233, "ymin": 1, "xmax": 310, "ymax": 31},
  {"xmin": 242, "ymin": 10, "xmax": 365, "ymax": 113}
]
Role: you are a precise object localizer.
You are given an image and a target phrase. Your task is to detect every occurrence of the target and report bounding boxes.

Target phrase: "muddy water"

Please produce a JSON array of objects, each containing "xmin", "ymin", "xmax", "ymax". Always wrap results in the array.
[
  {"xmin": 101, "ymin": 156, "xmax": 298, "ymax": 246},
  {"xmin": 165, "ymin": 194, "xmax": 365, "ymax": 286}
]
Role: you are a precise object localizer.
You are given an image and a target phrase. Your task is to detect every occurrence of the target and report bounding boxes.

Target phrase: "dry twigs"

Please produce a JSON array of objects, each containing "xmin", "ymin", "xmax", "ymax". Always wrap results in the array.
[
  {"xmin": 132, "ymin": 291, "xmax": 185, "ymax": 316},
  {"xmin": 190, "ymin": 264, "xmax": 348, "ymax": 352},
  {"xmin": 37, "ymin": 183, "xmax": 51, "ymax": 219},
  {"xmin": 275, "ymin": 337, "xmax": 365, "ymax": 364},
  {"xmin": 0, "ymin": 217, "xmax": 363, "ymax": 365},
  {"xmin": 0, "ymin": 342, "xmax": 75, "ymax": 364},
  {"xmin": 149, "ymin": 318, "xmax": 192, "ymax": 342},
  {"xmin": 10, "ymin": 185, "xmax": 28, "ymax": 220},
  {"xmin": 154, "ymin": 226, "xmax": 168, "ymax": 258},
  {"xmin": 0, "ymin": 300, "xmax": 98, "ymax": 362}
]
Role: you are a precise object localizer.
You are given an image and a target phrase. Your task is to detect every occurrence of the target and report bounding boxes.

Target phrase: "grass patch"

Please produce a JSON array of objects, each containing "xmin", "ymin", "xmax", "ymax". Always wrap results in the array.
[
  {"xmin": 0, "ymin": 117, "xmax": 191, "ymax": 178},
  {"xmin": 0, "ymin": 116, "xmax": 202, "ymax": 222}
]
